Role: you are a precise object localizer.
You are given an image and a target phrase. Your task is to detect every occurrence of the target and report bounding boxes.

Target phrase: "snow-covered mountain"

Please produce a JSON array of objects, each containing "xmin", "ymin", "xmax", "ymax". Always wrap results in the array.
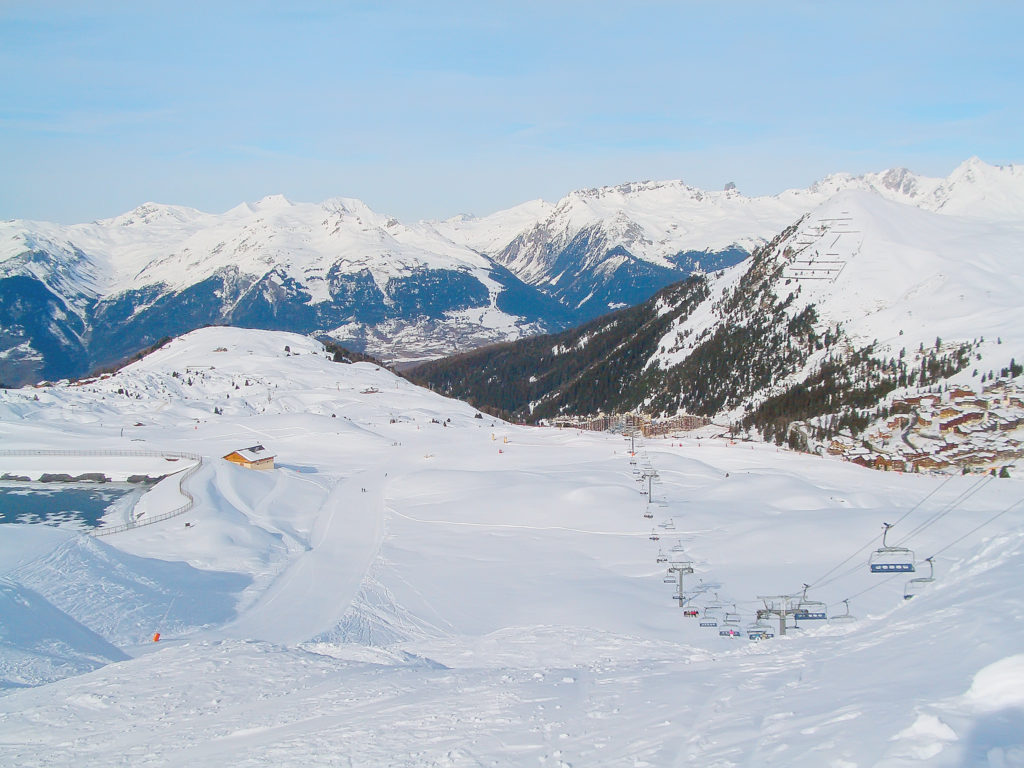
[
  {"xmin": 416, "ymin": 184, "xmax": 1024, "ymax": 459},
  {"xmin": 0, "ymin": 196, "xmax": 566, "ymax": 384},
  {"xmin": 438, "ymin": 157, "xmax": 1024, "ymax": 320},
  {"xmin": 1, "ymin": 158, "xmax": 1021, "ymax": 386},
  {"xmin": 2, "ymin": 326, "xmax": 1024, "ymax": 764}
]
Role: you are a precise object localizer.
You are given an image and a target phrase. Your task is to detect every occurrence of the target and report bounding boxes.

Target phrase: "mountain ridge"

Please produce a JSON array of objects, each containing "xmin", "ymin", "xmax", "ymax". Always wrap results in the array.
[{"xmin": 1, "ymin": 158, "xmax": 1021, "ymax": 386}]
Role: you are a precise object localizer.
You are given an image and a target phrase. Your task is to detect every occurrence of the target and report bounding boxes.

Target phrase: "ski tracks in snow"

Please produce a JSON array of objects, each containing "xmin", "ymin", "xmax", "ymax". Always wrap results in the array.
[{"xmin": 219, "ymin": 470, "xmax": 385, "ymax": 645}]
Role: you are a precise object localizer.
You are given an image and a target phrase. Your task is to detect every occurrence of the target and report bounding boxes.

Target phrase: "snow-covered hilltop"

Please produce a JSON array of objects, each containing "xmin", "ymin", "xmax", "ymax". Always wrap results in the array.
[
  {"xmin": 2, "ymin": 158, "xmax": 1021, "ymax": 386},
  {"xmin": 1, "ymin": 326, "xmax": 1023, "ymax": 765}
]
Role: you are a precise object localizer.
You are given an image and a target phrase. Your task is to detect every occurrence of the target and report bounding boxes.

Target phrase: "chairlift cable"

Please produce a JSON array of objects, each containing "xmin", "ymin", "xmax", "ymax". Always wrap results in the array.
[
  {"xmin": 926, "ymin": 496, "xmax": 1024, "ymax": 561},
  {"xmin": 894, "ymin": 475, "xmax": 992, "ymax": 547},
  {"xmin": 820, "ymin": 476, "xmax": 989, "ymax": 589},
  {"xmin": 889, "ymin": 473, "xmax": 955, "ymax": 528},
  {"xmin": 806, "ymin": 474, "xmax": 954, "ymax": 589},
  {"xmin": 834, "ymin": 496, "xmax": 1024, "ymax": 607},
  {"xmin": 840, "ymin": 573, "xmax": 901, "ymax": 605}
]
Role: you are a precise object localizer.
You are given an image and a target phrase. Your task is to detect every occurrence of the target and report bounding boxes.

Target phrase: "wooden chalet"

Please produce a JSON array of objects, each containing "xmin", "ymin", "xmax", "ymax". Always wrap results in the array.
[{"xmin": 223, "ymin": 444, "xmax": 275, "ymax": 471}]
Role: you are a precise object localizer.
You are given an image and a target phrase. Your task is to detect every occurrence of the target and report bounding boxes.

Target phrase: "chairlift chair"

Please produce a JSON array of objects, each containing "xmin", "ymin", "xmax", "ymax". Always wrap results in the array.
[
  {"xmin": 663, "ymin": 574, "xmax": 675, "ymax": 583},
  {"xmin": 792, "ymin": 584, "xmax": 828, "ymax": 620},
  {"xmin": 656, "ymin": 549, "xmax": 668, "ymax": 563},
  {"xmin": 830, "ymin": 599, "xmax": 856, "ymax": 623},
  {"xmin": 746, "ymin": 618, "xmax": 775, "ymax": 641},
  {"xmin": 699, "ymin": 606, "xmax": 719, "ymax": 628},
  {"xmin": 649, "ymin": 530, "xmax": 660, "ymax": 541},
  {"xmin": 903, "ymin": 557, "xmax": 935, "ymax": 600},
  {"xmin": 643, "ymin": 510, "xmax": 654, "ymax": 519},
  {"xmin": 869, "ymin": 522, "xmax": 916, "ymax": 573}
]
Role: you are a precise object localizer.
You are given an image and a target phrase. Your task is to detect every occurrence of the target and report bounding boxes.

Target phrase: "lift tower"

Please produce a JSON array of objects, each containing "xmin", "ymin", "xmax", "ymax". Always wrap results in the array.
[
  {"xmin": 755, "ymin": 595, "xmax": 800, "ymax": 637},
  {"xmin": 668, "ymin": 559, "xmax": 694, "ymax": 608},
  {"xmin": 640, "ymin": 470, "xmax": 659, "ymax": 498}
]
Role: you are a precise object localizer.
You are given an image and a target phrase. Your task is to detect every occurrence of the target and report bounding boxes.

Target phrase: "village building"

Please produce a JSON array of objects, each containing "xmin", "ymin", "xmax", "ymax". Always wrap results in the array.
[
  {"xmin": 913, "ymin": 455, "xmax": 950, "ymax": 472},
  {"xmin": 939, "ymin": 412, "xmax": 985, "ymax": 433},
  {"xmin": 949, "ymin": 387, "xmax": 975, "ymax": 401},
  {"xmin": 223, "ymin": 444, "xmax": 276, "ymax": 471}
]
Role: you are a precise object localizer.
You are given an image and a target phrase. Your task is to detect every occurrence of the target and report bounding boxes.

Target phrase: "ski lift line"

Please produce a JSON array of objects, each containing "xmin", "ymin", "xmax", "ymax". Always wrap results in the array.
[
  {"xmin": 840, "ymin": 572, "xmax": 901, "ymax": 605},
  {"xmin": 888, "ymin": 473, "xmax": 956, "ymax": 530},
  {"xmin": 818, "ymin": 481, "xmax": 1004, "ymax": 594},
  {"xmin": 894, "ymin": 475, "xmax": 993, "ymax": 548},
  {"xmin": 806, "ymin": 475, "xmax": 955, "ymax": 590},
  {"xmin": 897, "ymin": 473, "xmax": 990, "ymax": 543},
  {"xmin": 926, "ymin": 496, "xmax": 1024, "ymax": 561}
]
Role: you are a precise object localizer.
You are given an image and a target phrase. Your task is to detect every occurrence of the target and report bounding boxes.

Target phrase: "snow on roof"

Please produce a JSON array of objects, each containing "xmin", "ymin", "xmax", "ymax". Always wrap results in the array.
[{"xmin": 228, "ymin": 444, "xmax": 274, "ymax": 462}]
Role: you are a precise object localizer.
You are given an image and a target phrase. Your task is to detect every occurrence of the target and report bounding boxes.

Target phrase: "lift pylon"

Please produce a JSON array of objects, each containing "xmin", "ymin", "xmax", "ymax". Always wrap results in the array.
[
  {"xmin": 756, "ymin": 595, "xmax": 802, "ymax": 637},
  {"xmin": 667, "ymin": 560, "xmax": 694, "ymax": 607}
]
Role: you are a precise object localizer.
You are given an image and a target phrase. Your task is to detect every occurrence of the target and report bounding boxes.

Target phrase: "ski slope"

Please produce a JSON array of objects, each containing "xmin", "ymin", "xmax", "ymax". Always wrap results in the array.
[{"xmin": 1, "ymin": 327, "xmax": 1022, "ymax": 766}]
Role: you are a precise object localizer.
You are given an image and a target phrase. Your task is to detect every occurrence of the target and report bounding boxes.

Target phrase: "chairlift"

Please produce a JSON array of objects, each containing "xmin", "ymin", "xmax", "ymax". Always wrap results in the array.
[
  {"xmin": 722, "ymin": 610, "xmax": 741, "ymax": 627},
  {"xmin": 830, "ymin": 599, "xmax": 856, "ymax": 623},
  {"xmin": 869, "ymin": 522, "xmax": 916, "ymax": 573},
  {"xmin": 792, "ymin": 584, "xmax": 827, "ymax": 620},
  {"xmin": 659, "ymin": 518, "xmax": 675, "ymax": 530},
  {"xmin": 656, "ymin": 549, "xmax": 668, "ymax": 563},
  {"xmin": 663, "ymin": 574, "xmax": 675, "ymax": 584},
  {"xmin": 903, "ymin": 557, "xmax": 935, "ymax": 600},
  {"xmin": 649, "ymin": 530, "xmax": 660, "ymax": 541},
  {"xmin": 746, "ymin": 618, "xmax": 775, "ymax": 641},
  {"xmin": 699, "ymin": 606, "xmax": 719, "ymax": 628},
  {"xmin": 643, "ymin": 510, "xmax": 654, "ymax": 519}
]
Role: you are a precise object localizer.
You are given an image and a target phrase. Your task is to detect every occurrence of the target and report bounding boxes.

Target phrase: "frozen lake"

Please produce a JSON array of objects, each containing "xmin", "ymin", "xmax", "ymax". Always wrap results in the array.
[{"xmin": 0, "ymin": 482, "xmax": 146, "ymax": 530}]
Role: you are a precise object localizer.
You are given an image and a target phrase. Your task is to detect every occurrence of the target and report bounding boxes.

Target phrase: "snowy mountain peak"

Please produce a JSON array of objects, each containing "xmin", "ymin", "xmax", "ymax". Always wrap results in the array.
[
  {"xmin": 3, "ymin": 157, "xmax": 1023, "ymax": 386},
  {"xmin": 102, "ymin": 202, "xmax": 205, "ymax": 228},
  {"xmin": 253, "ymin": 193, "xmax": 293, "ymax": 209}
]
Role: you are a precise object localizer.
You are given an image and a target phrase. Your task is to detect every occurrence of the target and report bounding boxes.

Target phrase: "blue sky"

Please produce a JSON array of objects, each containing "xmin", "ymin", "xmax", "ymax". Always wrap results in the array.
[{"xmin": 1, "ymin": 1, "xmax": 1021, "ymax": 223}]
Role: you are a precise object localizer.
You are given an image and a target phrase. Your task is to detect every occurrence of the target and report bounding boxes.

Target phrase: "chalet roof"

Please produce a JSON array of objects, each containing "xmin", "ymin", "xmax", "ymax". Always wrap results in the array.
[{"xmin": 228, "ymin": 444, "xmax": 274, "ymax": 462}]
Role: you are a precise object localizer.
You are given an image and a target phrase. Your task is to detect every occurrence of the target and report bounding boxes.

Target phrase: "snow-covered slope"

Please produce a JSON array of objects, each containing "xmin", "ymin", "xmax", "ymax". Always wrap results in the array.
[
  {"xmin": 1, "ymin": 326, "xmax": 1023, "ymax": 765},
  {"xmin": 653, "ymin": 189, "xmax": 1024, "ymax": 379}
]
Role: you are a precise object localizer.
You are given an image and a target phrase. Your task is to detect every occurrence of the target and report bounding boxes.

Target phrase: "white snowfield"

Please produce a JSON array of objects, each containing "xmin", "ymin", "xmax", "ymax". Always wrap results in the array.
[{"xmin": 1, "ymin": 327, "xmax": 1023, "ymax": 766}]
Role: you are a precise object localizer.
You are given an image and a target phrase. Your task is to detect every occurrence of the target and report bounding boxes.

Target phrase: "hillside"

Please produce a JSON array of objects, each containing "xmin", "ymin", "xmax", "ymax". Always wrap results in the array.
[
  {"xmin": 413, "ymin": 190, "xmax": 1024, "ymax": 472},
  {"xmin": 1, "ymin": 326, "xmax": 1023, "ymax": 765}
]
